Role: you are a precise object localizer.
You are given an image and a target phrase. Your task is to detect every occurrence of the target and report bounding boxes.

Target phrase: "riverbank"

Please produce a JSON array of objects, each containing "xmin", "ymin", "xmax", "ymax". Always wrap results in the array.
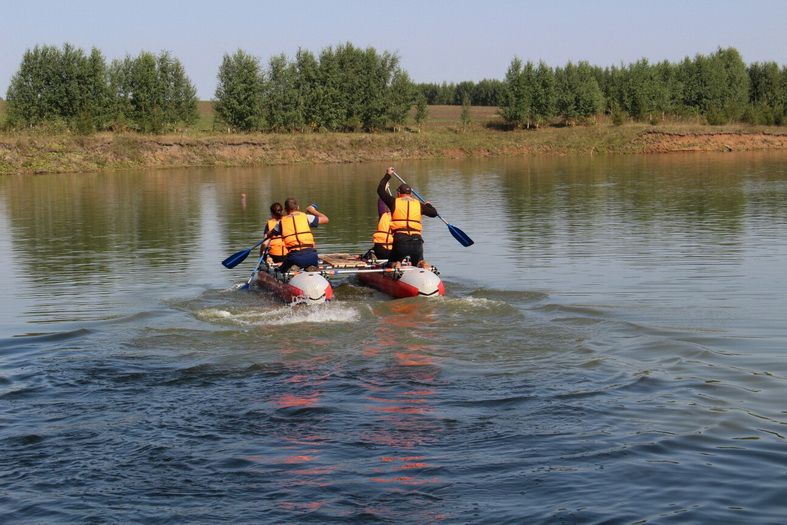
[{"xmin": 1, "ymin": 118, "xmax": 786, "ymax": 175}]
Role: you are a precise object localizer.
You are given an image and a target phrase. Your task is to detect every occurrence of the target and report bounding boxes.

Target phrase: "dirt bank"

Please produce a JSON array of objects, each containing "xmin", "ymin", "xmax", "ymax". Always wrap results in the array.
[
  {"xmin": 1, "ymin": 126, "xmax": 785, "ymax": 175},
  {"xmin": 631, "ymin": 130, "xmax": 787, "ymax": 153}
]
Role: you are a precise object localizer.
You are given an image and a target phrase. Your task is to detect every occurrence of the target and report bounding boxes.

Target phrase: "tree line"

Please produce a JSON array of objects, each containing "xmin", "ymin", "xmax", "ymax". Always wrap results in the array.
[
  {"xmin": 3, "ymin": 43, "xmax": 786, "ymax": 133},
  {"xmin": 3, "ymin": 42, "xmax": 421, "ymax": 133},
  {"xmin": 4, "ymin": 44, "xmax": 198, "ymax": 133},
  {"xmin": 416, "ymin": 79, "xmax": 505, "ymax": 106},
  {"xmin": 498, "ymin": 47, "xmax": 787, "ymax": 128},
  {"xmin": 214, "ymin": 43, "xmax": 418, "ymax": 132}
]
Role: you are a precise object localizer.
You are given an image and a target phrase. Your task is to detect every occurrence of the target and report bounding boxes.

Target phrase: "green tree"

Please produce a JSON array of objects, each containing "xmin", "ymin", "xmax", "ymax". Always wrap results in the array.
[
  {"xmin": 555, "ymin": 61, "xmax": 604, "ymax": 124},
  {"xmin": 387, "ymin": 70, "xmax": 414, "ymax": 130},
  {"xmin": 214, "ymin": 50, "xmax": 264, "ymax": 131},
  {"xmin": 532, "ymin": 61, "xmax": 557, "ymax": 127},
  {"xmin": 315, "ymin": 46, "xmax": 344, "ymax": 131},
  {"xmin": 108, "ymin": 50, "xmax": 198, "ymax": 132},
  {"xmin": 294, "ymin": 48, "xmax": 321, "ymax": 130},
  {"xmin": 680, "ymin": 48, "xmax": 748, "ymax": 124},
  {"xmin": 159, "ymin": 52, "xmax": 198, "ymax": 127},
  {"xmin": 472, "ymin": 79, "xmax": 505, "ymax": 106},
  {"xmin": 261, "ymin": 54, "xmax": 303, "ymax": 131},
  {"xmin": 414, "ymin": 93, "xmax": 428, "ymax": 131},
  {"xmin": 460, "ymin": 93, "xmax": 471, "ymax": 132},
  {"xmin": 6, "ymin": 44, "xmax": 112, "ymax": 131},
  {"xmin": 455, "ymin": 80, "xmax": 475, "ymax": 105},
  {"xmin": 747, "ymin": 61, "xmax": 783, "ymax": 124},
  {"xmin": 499, "ymin": 57, "xmax": 531, "ymax": 128}
]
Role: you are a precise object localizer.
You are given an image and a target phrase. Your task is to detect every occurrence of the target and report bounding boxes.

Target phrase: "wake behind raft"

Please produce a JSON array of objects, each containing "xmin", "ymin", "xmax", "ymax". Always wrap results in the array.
[{"xmin": 249, "ymin": 253, "xmax": 444, "ymax": 305}]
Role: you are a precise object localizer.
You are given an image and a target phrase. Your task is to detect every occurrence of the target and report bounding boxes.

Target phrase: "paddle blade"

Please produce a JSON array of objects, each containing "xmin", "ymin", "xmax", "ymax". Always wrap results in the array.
[
  {"xmin": 221, "ymin": 248, "xmax": 252, "ymax": 269},
  {"xmin": 447, "ymin": 224, "xmax": 474, "ymax": 247}
]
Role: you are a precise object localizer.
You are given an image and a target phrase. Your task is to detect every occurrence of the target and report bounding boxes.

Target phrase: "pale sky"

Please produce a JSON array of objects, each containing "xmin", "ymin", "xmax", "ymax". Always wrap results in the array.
[{"xmin": 2, "ymin": 0, "xmax": 786, "ymax": 99}]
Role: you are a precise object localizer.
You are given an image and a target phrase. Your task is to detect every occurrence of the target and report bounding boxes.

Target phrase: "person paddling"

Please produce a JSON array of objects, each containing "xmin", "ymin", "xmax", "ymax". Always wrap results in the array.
[
  {"xmin": 264, "ymin": 197, "xmax": 328, "ymax": 273},
  {"xmin": 262, "ymin": 202, "xmax": 288, "ymax": 264},
  {"xmin": 377, "ymin": 166, "xmax": 437, "ymax": 268}
]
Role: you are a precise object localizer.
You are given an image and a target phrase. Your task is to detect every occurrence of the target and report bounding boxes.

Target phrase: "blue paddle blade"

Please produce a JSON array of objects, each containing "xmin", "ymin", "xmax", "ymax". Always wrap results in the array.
[
  {"xmin": 448, "ymin": 224, "xmax": 474, "ymax": 247},
  {"xmin": 221, "ymin": 248, "xmax": 252, "ymax": 269}
]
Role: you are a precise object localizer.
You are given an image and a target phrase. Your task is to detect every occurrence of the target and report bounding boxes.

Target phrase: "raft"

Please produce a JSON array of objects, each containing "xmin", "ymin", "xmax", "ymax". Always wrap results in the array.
[
  {"xmin": 254, "ymin": 262, "xmax": 333, "ymax": 305},
  {"xmin": 320, "ymin": 253, "xmax": 445, "ymax": 299}
]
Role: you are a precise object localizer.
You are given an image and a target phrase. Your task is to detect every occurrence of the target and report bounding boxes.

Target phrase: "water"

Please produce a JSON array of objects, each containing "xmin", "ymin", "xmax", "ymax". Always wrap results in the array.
[{"xmin": 1, "ymin": 153, "xmax": 787, "ymax": 523}]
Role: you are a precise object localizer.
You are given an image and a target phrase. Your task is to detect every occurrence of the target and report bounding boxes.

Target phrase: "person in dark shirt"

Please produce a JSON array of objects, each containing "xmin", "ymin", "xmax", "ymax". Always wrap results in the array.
[{"xmin": 377, "ymin": 167, "xmax": 438, "ymax": 268}]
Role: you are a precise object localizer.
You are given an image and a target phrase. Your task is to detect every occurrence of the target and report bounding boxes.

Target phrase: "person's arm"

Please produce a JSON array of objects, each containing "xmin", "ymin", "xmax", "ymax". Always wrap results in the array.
[
  {"xmin": 421, "ymin": 201, "xmax": 438, "ymax": 218},
  {"xmin": 377, "ymin": 168, "xmax": 395, "ymax": 212},
  {"xmin": 261, "ymin": 223, "xmax": 271, "ymax": 253},
  {"xmin": 305, "ymin": 205, "xmax": 328, "ymax": 225},
  {"xmin": 264, "ymin": 222, "xmax": 281, "ymax": 240}
]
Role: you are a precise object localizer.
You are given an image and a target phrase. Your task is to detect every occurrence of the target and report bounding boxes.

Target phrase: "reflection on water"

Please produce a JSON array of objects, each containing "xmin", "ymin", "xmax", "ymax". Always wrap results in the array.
[{"xmin": 2, "ymin": 152, "xmax": 787, "ymax": 523}]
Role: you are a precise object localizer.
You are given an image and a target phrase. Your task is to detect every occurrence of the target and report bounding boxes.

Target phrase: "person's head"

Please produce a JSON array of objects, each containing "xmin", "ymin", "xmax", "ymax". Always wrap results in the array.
[
  {"xmin": 396, "ymin": 183, "xmax": 412, "ymax": 196},
  {"xmin": 270, "ymin": 202, "xmax": 283, "ymax": 219},
  {"xmin": 284, "ymin": 197, "xmax": 299, "ymax": 213}
]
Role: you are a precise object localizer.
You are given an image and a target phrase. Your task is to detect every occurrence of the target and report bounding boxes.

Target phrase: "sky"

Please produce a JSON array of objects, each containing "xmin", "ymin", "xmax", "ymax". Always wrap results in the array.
[{"xmin": 2, "ymin": 0, "xmax": 786, "ymax": 99}]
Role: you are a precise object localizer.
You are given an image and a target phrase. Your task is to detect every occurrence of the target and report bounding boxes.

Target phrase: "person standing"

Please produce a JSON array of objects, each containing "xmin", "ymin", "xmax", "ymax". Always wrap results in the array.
[
  {"xmin": 377, "ymin": 167, "xmax": 437, "ymax": 268},
  {"xmin": 264, "ymin": 197, "xmax": 328, "ymax": 272}
]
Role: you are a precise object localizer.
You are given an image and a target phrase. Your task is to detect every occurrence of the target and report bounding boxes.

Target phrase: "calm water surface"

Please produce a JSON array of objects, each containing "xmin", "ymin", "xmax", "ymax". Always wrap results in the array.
[{"xmin": 1, "ymin": 153, "xmax": 787, "ymax": 523}]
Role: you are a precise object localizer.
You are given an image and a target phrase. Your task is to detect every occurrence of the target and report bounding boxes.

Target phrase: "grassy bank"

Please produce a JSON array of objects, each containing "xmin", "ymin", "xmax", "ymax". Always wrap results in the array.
[{"xmin": 1, "ymin": 104, "xmax": 786, "ymax": 175}]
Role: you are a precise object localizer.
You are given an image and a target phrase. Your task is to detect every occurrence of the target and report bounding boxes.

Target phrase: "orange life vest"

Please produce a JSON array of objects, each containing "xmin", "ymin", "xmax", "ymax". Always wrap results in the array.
[
  {"xmin": 389, "ymin": 197, "xmax": 422, "ymax": 236},
  {"xmin": 372, "ymin": 212, "xmax": 393, "ymax": 249},
  {"xmin": 280, "ymin": 211, "xmax": 315, "ymax": 251},
  {"xmin": 266, "ymin": 218, "xmax": 288, "ymax": 257}
]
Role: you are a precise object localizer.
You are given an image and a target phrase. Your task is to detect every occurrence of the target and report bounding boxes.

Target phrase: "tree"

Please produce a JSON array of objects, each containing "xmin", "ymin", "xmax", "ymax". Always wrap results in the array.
[
  {"xmin": 472, "ymin": 79, "xmax": 505, "ymax": 106},
  {"xmin": 532, "ymin": 61, "xmax": 556, "ymax": 126},
  {"xmin": 555, "ymin": 61, "xmax": 604, "ymax": 124},
  {"xmin": 6, "ymin": 44, "xmax": 112, "ymax": 131},
  {"xmin": 261, "ymin": 54, "xmax": 303, "ymax": 132},
  {"xmin": 746, "ymin": 61, "xmax": 783, "ymax": 124},
  {"xmin": 214, "ymin": 50, "xmax": 263, "ymax": 131},
  {"xmin": 294, "ymin": 48, "xmax": 320, "ymax": 130},
  {"xmin": 159, "ymin": 52, "xmax": 199, "ymax": 127},
  {"xmin": 454, "ymin": 81, "xmax": 475, "ymax": 105},
  {"xmin": 414, "ymin": 93, "xmax": 428, "ymax": 131},
  {"xmin": 499, "ymin": 57, "xmax": 530, "ymax": 128},
  {"xmin": 460, "ymin": 93, "xmax": 471, "ymax": 132},
  {"xmin": 387, "ymin": 70, "xmax": 414, "ymax": 130},
  {"xmin": 108, "ymin": 50, "xmax": 198, "ymax": 132},
  {"xmin": 315, "ymin": 46, "xmax": 344, "ymax": 131}
]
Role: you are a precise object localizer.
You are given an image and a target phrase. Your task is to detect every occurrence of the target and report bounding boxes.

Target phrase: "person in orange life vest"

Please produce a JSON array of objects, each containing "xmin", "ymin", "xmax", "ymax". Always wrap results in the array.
[
  {"xmin": 377, "ymin": 166, "xmax": 437, "ymax": 268},
  {"xmin": 261, "ymin": 202, "xmax": 288, "ymax": 264},
  {"xmin": 263, "ymin": 197, "xmax": 328, "ymax": 273},
  {"xmin": 371, "ymin": 198, "xmax": 393, "ymax": 260}
]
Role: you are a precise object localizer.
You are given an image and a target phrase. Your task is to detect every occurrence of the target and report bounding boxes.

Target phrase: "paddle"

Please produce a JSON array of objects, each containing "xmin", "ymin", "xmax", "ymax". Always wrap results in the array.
[
  {"xmin": 221, "ymin": 239, "xmax": 264, "ymax": 269},
  {"xmin": 392, "ymin": 172, "xmax": 474, "ymax": 247},
  {"xmin": 240, "ymin": 251, "xmax": 267, "ymax": 290}
]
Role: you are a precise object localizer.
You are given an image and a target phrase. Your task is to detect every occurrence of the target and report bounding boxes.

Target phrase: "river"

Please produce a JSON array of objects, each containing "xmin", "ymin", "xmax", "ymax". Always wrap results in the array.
[{"xmin": 1, "ymin": 153, "xmax": 786, "ymax": 523}]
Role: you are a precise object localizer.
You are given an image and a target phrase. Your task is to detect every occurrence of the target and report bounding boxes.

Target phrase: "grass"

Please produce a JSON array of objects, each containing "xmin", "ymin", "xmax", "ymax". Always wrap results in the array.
[{"xmin": 0, "ymin": 101, "xmax": 785, "ymax": 175}]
